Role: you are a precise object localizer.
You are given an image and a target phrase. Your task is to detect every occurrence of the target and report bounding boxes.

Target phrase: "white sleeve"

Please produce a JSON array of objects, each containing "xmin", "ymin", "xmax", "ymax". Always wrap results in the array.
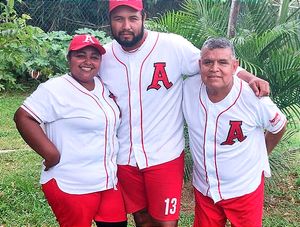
[
  {"xmin": 258, "ymin": 97, "xmax": 287, "ymax": 134},
  {"xmin": 22, "ymin": 83, "xmax": 60, "ymax": 123},
  {"xmin": 234, "ymin": 66, "xmax": 245, "ymax": 76},
  {"xmin": 173, "ymin": 34, "xmax": 200, "ymax": 76}
]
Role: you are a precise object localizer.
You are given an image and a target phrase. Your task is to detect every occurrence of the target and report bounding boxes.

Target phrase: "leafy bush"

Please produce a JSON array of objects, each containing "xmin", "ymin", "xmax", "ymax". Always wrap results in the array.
[
  {"xmin": 0, "ymin": 1, "xmax": 111, "ymax": 91},
  {"xmin": 0, "ymin": 1, "xmax": 42, "ymax": 90}
]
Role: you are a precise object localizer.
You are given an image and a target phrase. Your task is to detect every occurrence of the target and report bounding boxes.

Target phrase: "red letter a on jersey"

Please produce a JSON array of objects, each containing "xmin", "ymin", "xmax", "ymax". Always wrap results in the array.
[
  {"xmin": 147, "ymin": 62, "xmax": 173, "ymax": 90},
  {"xmin": 221, "ymin": 121, "xmax": 247, "ymax": 145}
]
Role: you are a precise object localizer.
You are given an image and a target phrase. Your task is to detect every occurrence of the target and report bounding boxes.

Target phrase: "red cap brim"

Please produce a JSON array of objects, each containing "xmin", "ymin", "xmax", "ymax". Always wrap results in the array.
[
  {"xmin": 70, "ymin": 43, "xmax": 106, "ymax": 55},
  {"xmin": 68, "ymin": 34, "xmax": 106, "ymax": 55}
]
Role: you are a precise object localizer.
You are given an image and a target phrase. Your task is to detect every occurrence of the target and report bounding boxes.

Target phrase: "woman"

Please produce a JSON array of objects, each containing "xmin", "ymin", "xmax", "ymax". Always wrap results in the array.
[{"xmin": 14, "ymin": 34, "xmax": 127, "ymax": 227}]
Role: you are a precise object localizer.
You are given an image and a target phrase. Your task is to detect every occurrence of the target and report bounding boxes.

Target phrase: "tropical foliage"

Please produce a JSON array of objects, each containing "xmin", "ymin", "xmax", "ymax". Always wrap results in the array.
[
  {"xmin": 148, "ymin": 0, "xmax": 300, "ymax": 127},
  {"xmin": 148, "ymin": 0, "xmax": 300, "ymax": 119}
]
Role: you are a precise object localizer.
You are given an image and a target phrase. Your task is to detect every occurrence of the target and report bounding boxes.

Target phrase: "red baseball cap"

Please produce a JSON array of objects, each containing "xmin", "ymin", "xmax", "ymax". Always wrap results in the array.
[
  {"xmin": 68, "ymin": 34, "xmax": 106, "ymax": 55},
  {"xmin": 109, "ymin": 0, "xmax": 143, "ymax": 13}
]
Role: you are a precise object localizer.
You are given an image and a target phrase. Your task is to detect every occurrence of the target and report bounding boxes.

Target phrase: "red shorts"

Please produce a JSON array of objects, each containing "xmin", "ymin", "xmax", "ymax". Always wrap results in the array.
[
  {"xmin": 117, "ymin": 152, "xmax": 184, "ymax": 221},
  {"xmin": 42, "ymin": 179, "xmax": 127, "ymax": 227},
  {"xmin": 193, "ymin": 175, "xmax": 265, "ymax": 227}
]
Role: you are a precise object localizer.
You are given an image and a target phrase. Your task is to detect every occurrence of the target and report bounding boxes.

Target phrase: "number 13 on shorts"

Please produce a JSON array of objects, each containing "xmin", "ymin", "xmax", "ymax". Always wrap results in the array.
[{"xmin": 164, "ymin": 198, "xmax": 177, "ymax": 215}]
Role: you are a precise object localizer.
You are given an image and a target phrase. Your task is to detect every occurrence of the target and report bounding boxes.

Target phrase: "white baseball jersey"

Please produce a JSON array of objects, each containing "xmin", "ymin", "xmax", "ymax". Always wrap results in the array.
[
  {"xmin": 100, "ymin": 30, "xmax": 200, "ymax": 169},
  {"xmin": 183, "ymin": 75, "xmax": 287, "ymax": 203},
  {"xmin": 22, "ymin": 74, "xmax": 120, "ymax": 194}
]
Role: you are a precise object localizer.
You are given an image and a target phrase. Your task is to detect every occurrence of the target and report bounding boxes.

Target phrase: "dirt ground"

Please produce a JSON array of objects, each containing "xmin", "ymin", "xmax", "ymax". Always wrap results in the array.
[{"xmin": 181, "ymin": 181, "xmax": 195, "ymax": 213}]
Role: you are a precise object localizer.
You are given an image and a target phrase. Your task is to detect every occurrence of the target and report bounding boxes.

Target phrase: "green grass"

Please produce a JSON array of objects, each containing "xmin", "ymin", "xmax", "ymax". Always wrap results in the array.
[
  {"xmin": 263, "ymin": 150, "xmax": 300, "ymax": 227},
  {"xmin": 0, "ymin": 91, "xmax": 299, "ymax": 227},
  {"xmin": 0, "ymin": 150, "xmax": 195, "ymax": 227},
  {"xmin": 0, "ymin": 151, "xmax": 58, "ymax": 227},
  {"xmin": 0, "ymin": 92, "xmax": 30, "ymax": 151}
]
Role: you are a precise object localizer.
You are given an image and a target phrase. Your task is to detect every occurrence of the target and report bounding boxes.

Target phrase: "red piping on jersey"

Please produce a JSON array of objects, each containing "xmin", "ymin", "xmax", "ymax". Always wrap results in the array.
[
  {"xmin": 21, "ymin": 105, "xmax": 43, "ymax": 123},
  {"xmin": 214, "ymin": 80, "xmax": 243, "ymax": 200},
  {"xmin": 98, "ymin": 76, "xmax": 118, "ymax": 167},
  {"xmin": 111, "ymin": 46, "xmax": 133, "ymax": 164},
  {"xmin": 198, "ymin": 85, "xmax": 209, "ymax": 196},
  {"xmin": 199, "ymin": 80, "xmax": 243, "ymax": 200},
  {"xmin": 64, "ymin": 77, "xmax": 110, "ymax": 189},
  {"xmin": 273, "ymin": 118, "xmax": 287, "ymax": 134},
  {"xmin": 139, "ymin": 33, "xmax": 160, "ymax": 167},
  {"xmin": 111, "ymin": 33, "xmax": 160, "ymax": 167}
]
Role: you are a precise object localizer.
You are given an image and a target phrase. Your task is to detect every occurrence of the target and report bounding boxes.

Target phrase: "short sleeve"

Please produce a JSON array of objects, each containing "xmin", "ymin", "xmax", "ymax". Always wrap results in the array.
[
  {"xmin": 22, "ymin": 83, "xmax": 60, "ymax": 123},
  {"xmin": 234, "ymin": 66, "xmax": 245, "ymax": 76},
  {"xmin": 173, "ymin": 34, "xmax": 200, "ymax": 76},
  {"xmin": 258, "ymin": 97, "xmax": 287, "ymax": 134}
]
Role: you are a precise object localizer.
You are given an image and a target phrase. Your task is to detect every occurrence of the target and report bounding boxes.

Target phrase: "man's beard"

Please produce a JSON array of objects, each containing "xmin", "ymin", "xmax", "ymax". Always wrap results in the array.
[{"xmin": 112, "ymin": 26, "xmax": 144, "ymax": 48}]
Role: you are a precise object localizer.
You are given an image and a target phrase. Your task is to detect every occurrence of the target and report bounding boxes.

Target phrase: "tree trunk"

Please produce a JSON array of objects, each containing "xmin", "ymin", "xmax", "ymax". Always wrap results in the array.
[
  {"xmin": 227, "ymin": 0, "xmax": 241, "ymax": 38},
  {"xmin": 277, "ymin": 0, "xmax": 290, "ymax": 25}
]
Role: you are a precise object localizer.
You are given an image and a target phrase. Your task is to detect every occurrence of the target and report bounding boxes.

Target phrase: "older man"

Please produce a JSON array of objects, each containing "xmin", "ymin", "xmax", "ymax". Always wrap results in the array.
[{"xmin": 183, "ymin": 37, "xmax": 287, "ymax": 227}]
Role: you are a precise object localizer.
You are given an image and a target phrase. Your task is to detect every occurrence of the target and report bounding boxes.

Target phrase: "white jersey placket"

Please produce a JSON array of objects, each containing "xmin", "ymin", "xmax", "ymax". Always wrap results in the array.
[
  {"xmin": 92, "ymin": 78, "xmax": 119, "ymax": 188},
  {"xmin": 200, "ymin": 87, "xmax": 223, "ymax": 202},
  {"xmin": 128, "ymin": 53, "xmax": 148, "ymax": 168}
]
